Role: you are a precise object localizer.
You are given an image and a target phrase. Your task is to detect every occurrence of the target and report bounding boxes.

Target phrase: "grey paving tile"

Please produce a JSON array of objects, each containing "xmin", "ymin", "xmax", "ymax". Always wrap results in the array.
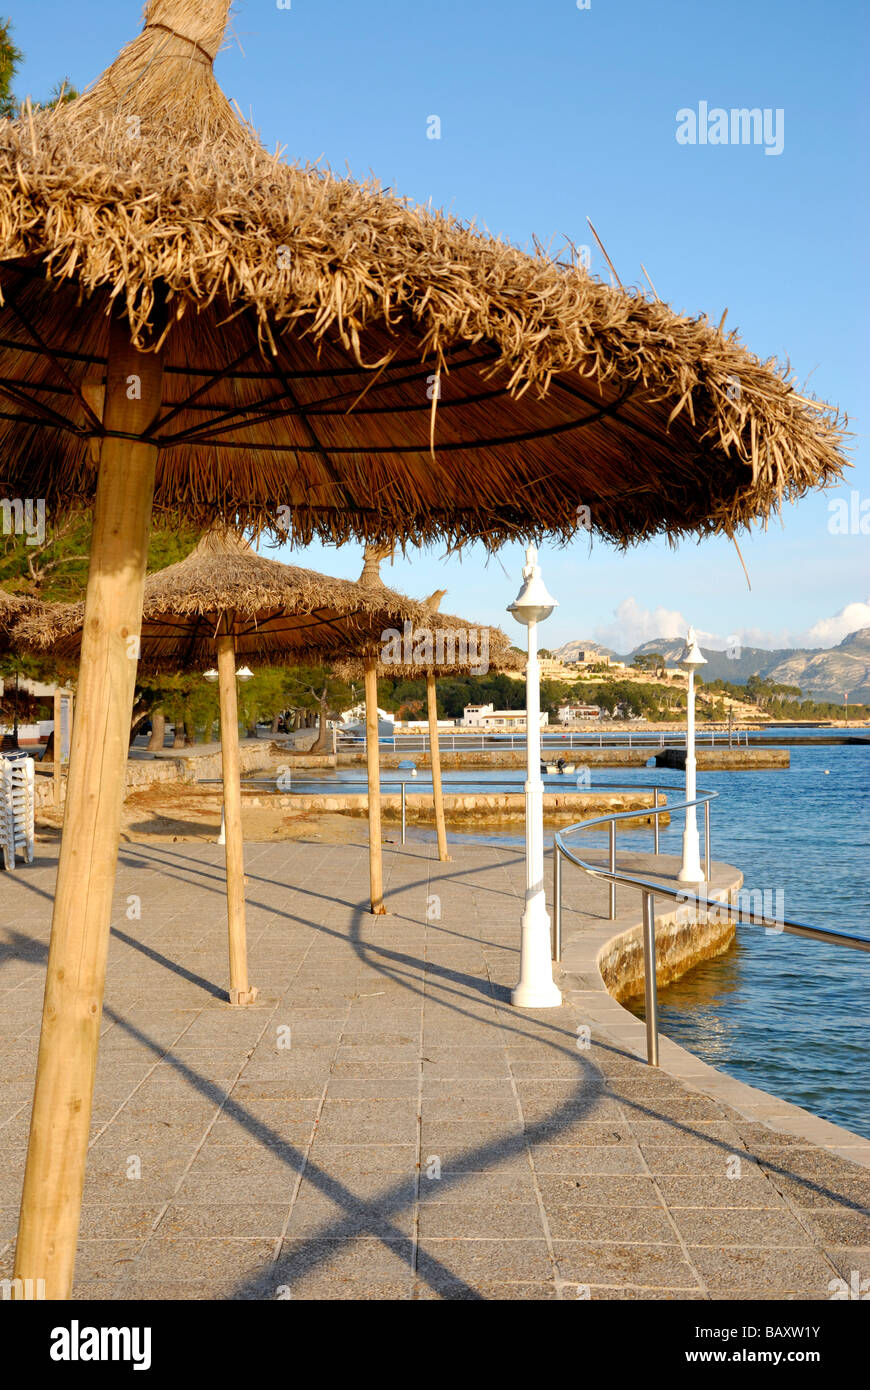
[
  {"xmin": 414, "ymin": 1280, "xmax": 556, "ymax": 1300},
  {"xmin": 798, "ymin": 1208, "xmax": 870, "ymax": 1245},
  {"xmin": 537, "ymin": 1175, "xmax": 664, "ymax": 1208},
  {"xmin": 673, "ymin": 1207, "xmax": 815, "ymax": 1247},
  {"xmin": 545, "ymin": 1205, "xmax": 676, "ymax": 1244},
  {"xmin": 158, "ymin": 1203, "xmax": 290, "ymax": 1237},
  {"xmin": 417, "ymin": 1203, "xmax": 545, "ymax": 1238},
  {"xmin": 274, "ymin": 1236, "xmax": 415, "ymax": 1292},
  {"xmin": 690, "ymin": 1246, "xmax": 840, "ymax": 1294},
  {"xmin": 655, "ymin": 1176, "xmax": 787, "ymax": 1209},
  {"xmin": 417, "ymin": 1238, "xmax": 552, "ymax": 1285},
  {"xmin": 553, "ymin": 1240, "xmax": 700, "ymax": 1290}
]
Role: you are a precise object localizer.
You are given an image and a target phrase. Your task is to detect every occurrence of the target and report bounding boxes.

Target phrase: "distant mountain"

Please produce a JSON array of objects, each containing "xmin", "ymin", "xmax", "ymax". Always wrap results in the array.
[
  {"xmin": 765, "ymin": 629, "xmax": 870, "ymax": 706},
  {"xmin": 553, "ymin": 630, "xmax": 870, "ymax": 705},
  {"xmin": 551, "ymin": 639, "xmax": 617, "ymax": 663}
]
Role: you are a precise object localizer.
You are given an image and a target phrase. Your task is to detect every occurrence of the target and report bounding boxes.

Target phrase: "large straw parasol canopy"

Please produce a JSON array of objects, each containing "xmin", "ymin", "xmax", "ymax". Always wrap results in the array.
[
  {"xmin": 0, "ymin": 1, "xmax": 846, "ymax": 550},
  {"xmin": 15, "ymin": 528, "xmax": 427, "ymax": 668}
]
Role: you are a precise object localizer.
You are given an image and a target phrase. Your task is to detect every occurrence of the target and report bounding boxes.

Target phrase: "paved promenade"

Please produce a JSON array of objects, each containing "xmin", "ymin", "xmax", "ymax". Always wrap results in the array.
[{"xmin": 1, "ymin": 835, "xmax": 868, "ymax": 1300}]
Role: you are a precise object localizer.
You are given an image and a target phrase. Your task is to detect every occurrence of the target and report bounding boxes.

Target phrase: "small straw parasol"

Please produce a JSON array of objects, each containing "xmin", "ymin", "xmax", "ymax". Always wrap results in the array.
[
  {"xmin": 16, "ymin": 528, "xmax": 425, "ymax": 998},
  {"xmin": 0, "ymin": 0, "xmax": 848, "ymax": 1298},
  {"xmin": 334, "ymin": 548, "xmax": 522, "ymax": 876}
]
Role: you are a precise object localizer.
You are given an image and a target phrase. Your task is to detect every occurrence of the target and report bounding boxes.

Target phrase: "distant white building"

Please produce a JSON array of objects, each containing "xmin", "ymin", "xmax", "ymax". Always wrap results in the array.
[
  {"xmin": 462, "ymin": 703, "xmax": 547, "ymax": 730},
  {"xmin": 340, "ymin": 703, "xmax": 395, "ymax": 725},
  {"xmin": 557, "ymin": 703, "xmax": 601, "ymax": 723},
  {"xmin": 564, "ymin": 648, "xmax": 608, "ymax": 667}
]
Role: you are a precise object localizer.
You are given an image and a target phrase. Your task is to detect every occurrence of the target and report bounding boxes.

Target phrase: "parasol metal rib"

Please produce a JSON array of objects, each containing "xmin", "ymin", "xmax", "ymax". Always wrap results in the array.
[
  {"xmin": 3, "ymin": 292, "xmax": 104, "ymax": 434},
  {"xmin": 0, "ymin": 378, "xmax": 87, "ymax": 436},
  {"xmin": 147, "ymin": 345, "xmax": 263, "ymax": 436}
]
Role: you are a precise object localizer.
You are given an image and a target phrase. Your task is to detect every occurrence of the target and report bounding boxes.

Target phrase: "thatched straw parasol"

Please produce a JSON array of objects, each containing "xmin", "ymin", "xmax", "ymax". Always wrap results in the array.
[
  {"xmin": 17, "ymin": 527, "xmax": 424, "ymax": 997},
  {"xmin": 0, "ymin": 0, "xmax": 848, "ymax": 1299},
  {"xmin": 334, "ymin": 550, "xmax": 522, "ymax": 869}
]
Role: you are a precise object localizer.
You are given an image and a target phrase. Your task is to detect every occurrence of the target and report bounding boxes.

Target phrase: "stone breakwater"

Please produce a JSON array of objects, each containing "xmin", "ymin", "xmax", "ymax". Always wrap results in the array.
[
  {"xmin": 343, "ymin": 746, "xmax": 789, "ymax": 771},
  {"xmin": 241, "ymin": 789, "xmax": 669, "ymax": 828},
  {"xmin": 343, "ymin": 747, "xmax": 654, "ymax": 769},
  {"xmin": 33, "ymin": 739, "xmax": 280, "ymax": 810},
  {"xmin": 654, "ymin": 747, "xmax": 789, "ymax": 770}
]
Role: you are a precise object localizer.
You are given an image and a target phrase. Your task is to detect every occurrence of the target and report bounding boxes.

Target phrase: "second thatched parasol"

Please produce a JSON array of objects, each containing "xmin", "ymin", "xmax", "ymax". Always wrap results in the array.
[{"xmin": 16, "ymin": 528, "xmax": 425, "ymax": 999}]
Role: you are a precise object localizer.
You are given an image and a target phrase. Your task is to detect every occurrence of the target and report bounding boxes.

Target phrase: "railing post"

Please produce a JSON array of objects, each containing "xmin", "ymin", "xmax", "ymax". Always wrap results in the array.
[
  {"xmin": 401, "ymin": 781, "xmax": 406, "ymax": 845},
  {"xmin": 704, "ymin": 797, "xmax": 711, "ymax": 881},
  {"xmin": 642, "ymin": 890, "xmax": 659, "ymax": 1066},
  {"xmin": 653, "ymin": 794, "xmax": 660, "ymax": 855},
  {"xmin": 553, "ymin": 844, "xmax": 562, "ymax": 962},
  {"xmin": 609, "ymin": 819, "xmax": 616, "ymax": 921}
]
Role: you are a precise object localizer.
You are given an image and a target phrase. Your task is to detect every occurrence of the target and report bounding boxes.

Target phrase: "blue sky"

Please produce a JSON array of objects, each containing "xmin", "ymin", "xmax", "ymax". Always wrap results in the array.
[{"xmin": 13, "ymin": 0, "xmax": 870, "ymax": 652}]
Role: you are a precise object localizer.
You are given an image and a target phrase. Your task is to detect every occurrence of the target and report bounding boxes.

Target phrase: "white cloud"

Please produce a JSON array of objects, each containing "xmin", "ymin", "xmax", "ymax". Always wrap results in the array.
[
  {"xmin": 806, "ymin": 598, "xmax": 870, "ymax": 647},
  {"xmin": 593, "ymin": 598, "xmax": 719, "ymax": 653},
  {"xmin": 587, "ymin": 596, "xmax": 870, "ymax": 655}
]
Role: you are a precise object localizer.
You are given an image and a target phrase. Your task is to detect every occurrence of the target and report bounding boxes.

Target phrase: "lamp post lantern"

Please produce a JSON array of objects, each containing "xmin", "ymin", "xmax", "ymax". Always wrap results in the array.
[
  {"xmin": 677, "ymin": 627, "xmax": 707, "ymax": 883},
  {"xmin": 507, "ymin": 544, "xmax": 562, "ymax": 1008}
]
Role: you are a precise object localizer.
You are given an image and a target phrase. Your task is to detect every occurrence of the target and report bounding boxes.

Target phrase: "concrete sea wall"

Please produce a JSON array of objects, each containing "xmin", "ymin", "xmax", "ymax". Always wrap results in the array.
[{"xmin": 598, "ymin": 895, "xmax": 737, "ymax": 1002}]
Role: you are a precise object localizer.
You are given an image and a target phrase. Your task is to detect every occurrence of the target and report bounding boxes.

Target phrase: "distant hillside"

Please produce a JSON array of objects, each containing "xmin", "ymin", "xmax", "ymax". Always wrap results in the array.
[
  {"xmin": 553, "ymin": 630, "xmax": 870, "ymax": 705},
  {"xmin": 551, "ymin": 639, "xmax": 617, "ymax": 663},
  {"xmin": 765, "ymin": 629, "xmax": 870, "ymax": 706}
]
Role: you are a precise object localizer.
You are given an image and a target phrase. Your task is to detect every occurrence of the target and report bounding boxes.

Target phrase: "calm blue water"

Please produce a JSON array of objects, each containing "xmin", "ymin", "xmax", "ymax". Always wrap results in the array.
[
  {"xmin": 268, "ymin": 735, "xmax": 870, "ymax": 1138},
  {"xmin": 610, "ymin": 743, "xmax": 870, "ymax": 1140}
]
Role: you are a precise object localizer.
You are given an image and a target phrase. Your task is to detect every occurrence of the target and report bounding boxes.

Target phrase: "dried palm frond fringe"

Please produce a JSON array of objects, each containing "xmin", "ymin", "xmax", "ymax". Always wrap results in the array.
[
  {"xmin": 0, "ymin": 0, "xmax": 848, "ymax": 551},
  {"xmin": 0, "ymin": 587, "xmax": 36, "ymax": 654},
  {"xmin": 13, "ymin": 528, "xmax": 428, "ymax": 671}
]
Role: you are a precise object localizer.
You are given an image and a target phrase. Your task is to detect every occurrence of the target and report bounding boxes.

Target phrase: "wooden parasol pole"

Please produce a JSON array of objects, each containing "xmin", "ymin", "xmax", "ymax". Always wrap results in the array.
[
  {"xmin": 426, "ymin": 672, "xmax": 450, "ymax": 862},
  {"xmin": 216, "ymin": 619, "xmax": 256, "ymax": 1005},
  {"xmin": 52, "ymin": 688, "xmax": 61, "ymax": 807},
  {"xmin": 14, "ymin": 316, "xmax": 163, "ymax": 1300},
  {"xmin": 364, "ymin": 657, "xmax": 385, "ymax": 913}
]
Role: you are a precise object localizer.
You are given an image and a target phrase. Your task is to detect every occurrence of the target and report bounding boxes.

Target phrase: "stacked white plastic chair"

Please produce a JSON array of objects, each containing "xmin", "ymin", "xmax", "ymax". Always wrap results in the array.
[{"xmin": 0, "ymin": 750, "xmax": 35, "ymax": 870}]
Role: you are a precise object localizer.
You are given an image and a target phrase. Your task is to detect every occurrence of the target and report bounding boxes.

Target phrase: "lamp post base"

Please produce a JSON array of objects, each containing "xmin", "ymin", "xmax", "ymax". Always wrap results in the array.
[
  {"xmin": 511, "ymin": 980, "xmax": 563, "ymax": 1009},
  {"xmin": 677, "ymin": 822, "xmax": 705, "ymax": 884},
  {"xmin": 511, "ymin": 897, "xmax": 562, "ymax": 1009}
]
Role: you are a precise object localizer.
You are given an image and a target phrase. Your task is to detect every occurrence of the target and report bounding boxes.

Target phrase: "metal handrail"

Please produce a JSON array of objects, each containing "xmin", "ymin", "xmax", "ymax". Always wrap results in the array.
[
  {"xmin": 335, "ymin": 728, "xmax": 752, "ymax": 753},
  {"xmin": 552, "ymin": 782, "xmax": 870, "ymax": 1066}
]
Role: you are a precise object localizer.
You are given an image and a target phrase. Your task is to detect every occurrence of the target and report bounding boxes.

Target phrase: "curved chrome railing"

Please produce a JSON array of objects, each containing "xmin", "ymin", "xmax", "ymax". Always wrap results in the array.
[{"xmin": 552, "ymin": 781, "xmax": 870, "ymax": 1066}]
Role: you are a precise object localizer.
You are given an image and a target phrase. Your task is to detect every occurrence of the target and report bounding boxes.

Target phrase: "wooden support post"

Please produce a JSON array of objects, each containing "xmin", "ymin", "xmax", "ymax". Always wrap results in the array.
[
  {"xmin": 52, "ymin": 689, "xmax": 60, "ymax": 807},
  {"xmin": 216, "ymin": 625, "xmax": 256, "ymax": 1005},
  {"xmin": 14, "ymin": 318, "xmax": 163, "ymax": 1300},
  {"xmin": 427, "ymin": 672, "xmax": 450, "ymax": 862},
  {"xmin": 364, "ymin": 658, "xmax": 385, "ymax": 914}
]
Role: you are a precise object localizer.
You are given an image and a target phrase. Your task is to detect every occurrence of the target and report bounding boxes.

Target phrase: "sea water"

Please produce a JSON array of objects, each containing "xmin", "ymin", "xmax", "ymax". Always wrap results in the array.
[{"xmin": 265, "ymin": 736, "xmax": 870, "ymax": 1138}]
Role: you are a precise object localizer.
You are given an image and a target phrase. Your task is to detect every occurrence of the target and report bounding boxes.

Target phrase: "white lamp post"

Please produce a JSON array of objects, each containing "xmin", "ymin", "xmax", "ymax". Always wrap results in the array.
[
  {"xmin": 677, "ymin": 627, "xmax": 706, "ymax": 883},
  {"xmin": 507, "ymin": 544, "xmax": 562, "ymax": 1008}
]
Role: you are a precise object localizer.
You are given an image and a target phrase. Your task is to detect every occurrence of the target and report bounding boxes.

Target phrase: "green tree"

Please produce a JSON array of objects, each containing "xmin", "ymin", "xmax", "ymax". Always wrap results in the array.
[
  {"xmin": 0, "ymin": 17, "xmax": 22, "ymax": 118},
  {"xmin": 0, "ymin": 650, "xmax": 45, "ymax": 744},
  {"xmin": 282, "ymin": 666, "xmax": 355, "ymax": 752},
  {"xmin": 0, "ymin": 513, "xmax": 202, "ymax": 602},
  {"xmin": 236, "ymin": 667, "xmax": 291, "ymax": 738}
]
